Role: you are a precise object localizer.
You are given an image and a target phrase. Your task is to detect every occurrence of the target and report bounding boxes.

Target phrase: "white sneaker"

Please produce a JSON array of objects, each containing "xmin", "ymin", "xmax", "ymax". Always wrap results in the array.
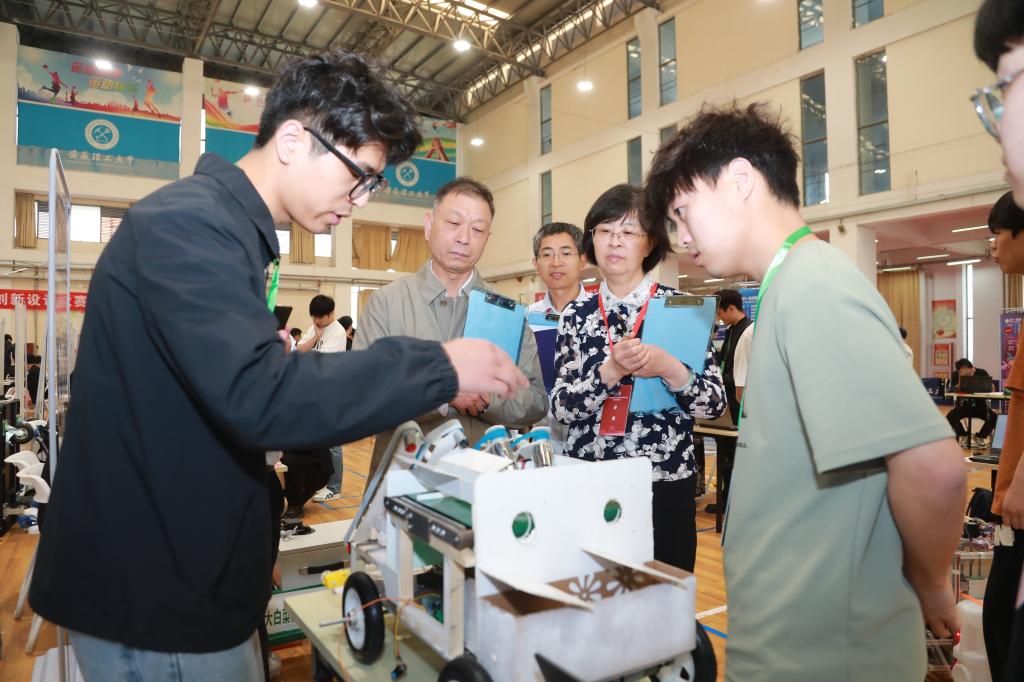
[{"xmin": 312, "ymin": 487, "xmax": 337, "ymax": 503}]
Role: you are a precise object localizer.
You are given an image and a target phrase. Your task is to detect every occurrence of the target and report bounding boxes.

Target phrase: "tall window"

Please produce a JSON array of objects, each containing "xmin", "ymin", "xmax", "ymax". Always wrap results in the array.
[
  {"xmin": 274, "ymin": 229, "xmax": 333, "ymax": 257},
  {"xmin": 800, "ymin": 73, "xmax": 828, "ymax": 206},
  {"xmin": 36, "ymin": 201, "xmax": 124, "ymax": 243},
  {"xmin": 627, "ymin": 38, "xmax": 642, "ymax": 119},
  {"xmin": 799, "ymin": 1, "xmax": 823, "ymax": 48},
  {"xmin": 962, "ymin": 263, "xmax": 975, "ymax": 362},
  {"xmin": 541, "ymin": 171, "xmax": 552, "ymax": 225},
  {"xmin": 856, "ymin": 51, "xmax": 890, "ymax": 195},
  {"xmin": 659, "ymin": 124, "xmax": 677, "ymax": 145},
  {"xmin": 853, "ymin": 0, "xmax": 883, "ymax": 27},
  {"xmin": 658, "ymin": 19, "xmax": 677, "ymax": 106},
  {"xmin": 627, "ymin": 137, "xmax": 643, "ymax": 186},
  {"xmin": 540, "ymin": 85, "xmax": 552, "ymax": 155}
]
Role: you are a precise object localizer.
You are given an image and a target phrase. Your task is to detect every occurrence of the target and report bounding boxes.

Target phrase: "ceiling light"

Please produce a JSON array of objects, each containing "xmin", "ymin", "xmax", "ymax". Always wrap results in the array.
[
  {"xmin": 951, "ymin": 225, "xmax": 988, "ymax": 233},
  {"xmin": 576, "ymin": 79, "xmax": 594, "ymax": 92},
  {"xmin": 298, "ymin": 0, "xmax": 317, "ymax": 7},
  {"xmin": 677, "ymin": 274, "xmax": 688, "ymax": 279},
  {"xmin": 873, "ymin": 168, "xmax": 887, "ymax": 174},
  {"xmin": 453, "ymin": 39, "xmax": 472, "ymax": 52},
  {"xmin": 704, "ymin": 278, "xmax": 724, "ymax": 283},
  {"xmin": 947, "ymin": 259, "xmax": 981, "ymax": 266},
  {"xmin": 915, "ymin": 253, "xmax": 950, "ymax": 260},
  {"xmin": 95, "ymin": 59, "xmax": 113, "ymax": 70},
  {"xmin": 582, "ymin": 277, "xmax": 597, "ymax": 283},
  {"xmin": 880, "ymin": 266, "xmax": 913, "ymax": 272},
  {"xmin": 469, "ymin": 137, "xmax": 484, "ymax": 146},
  {"xmin": 244, "ymin": 86, "xmax": 260, "ymax": 96}
]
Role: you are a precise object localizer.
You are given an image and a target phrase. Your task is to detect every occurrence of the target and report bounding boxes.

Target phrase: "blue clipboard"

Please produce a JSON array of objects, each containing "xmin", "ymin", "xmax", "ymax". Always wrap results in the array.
[
  {"xmin": 632, "ymin": 294, "xmax": 718, "ymax": 414},
  {"xmin": 464, "ymin": 290, "xmax": 526, "ymax": 364},
  {"xmin": 527, "ymin": 311, "xmax": 561, "ymax": 393}
]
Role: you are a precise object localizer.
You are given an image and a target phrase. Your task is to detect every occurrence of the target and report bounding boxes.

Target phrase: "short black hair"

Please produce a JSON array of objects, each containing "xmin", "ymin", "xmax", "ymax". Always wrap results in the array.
[
  {"xmin": 339, "ymin": 315, "xmax": 353, "ymax": 330},
  {"xmin": 255, "ymin": 50, "xmax": 422, "ymax": 165},
  {"xmin": 989, "ymin": 191, "xmax": 1024, "ymax": 238},
  {"xmin": 975, "ymin": 0, "xmax": 1024, "ymax": 72},
  {"xmin": 532, "ymin": 222, "xmax": 584, "ymax": 258},
  {"xmin": 289, "ymin": 327, "xmax": 302, "ymax": 339},
  {"xmin": 955, "ymin": 358, "xmax": 974, "ymax": 370},
  {"xmin": 643, "ymin": 102, "xmax": 800, "ymax": 234},
  {"xmin": 27, "ymin": 354, "xmax": 40, "ymax": 364},
  {"xmin": 434, "ymin": 177, "xmax": 496, "ymax": 218},
  {"xmin": 309, "ymin": 294, "xmax": 335, "ymax": 317},
  {"xmin": 583, "ymin": 184, "xmax": 673, "ymax": 275},
  {"xmin": 715, "ymin": 289, "xmax": 743, "ymax": 312}
]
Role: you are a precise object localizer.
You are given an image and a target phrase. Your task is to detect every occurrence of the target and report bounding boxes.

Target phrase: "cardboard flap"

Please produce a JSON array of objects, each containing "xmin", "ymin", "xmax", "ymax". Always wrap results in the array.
[
  {"xmin": 478, "ymin": 565, "xmax": 593, "ymax": 611},
  {"xmin": 581, "ymin": 545, "xmax": 691, "ymax": 587}
]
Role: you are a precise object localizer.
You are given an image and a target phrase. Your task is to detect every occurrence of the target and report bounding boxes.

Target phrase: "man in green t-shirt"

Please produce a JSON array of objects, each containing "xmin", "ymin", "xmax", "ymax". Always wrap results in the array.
[{"xmin": 643, "ymin": 104, "xmax": 966, "ymax": 681}]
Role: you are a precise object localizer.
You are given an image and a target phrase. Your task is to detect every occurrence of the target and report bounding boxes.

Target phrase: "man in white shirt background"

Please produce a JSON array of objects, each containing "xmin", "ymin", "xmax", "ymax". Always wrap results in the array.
[
  {"xmin": 528, "ymin": 222, "xmax": 589, "ymax": 452},
  {"xmin": 707, "ymin": 288, "xmax": 752, "ymax": 514},
  {"xmin": 297, "ymin": 294, "xmax": 346, "ymax": 502}
]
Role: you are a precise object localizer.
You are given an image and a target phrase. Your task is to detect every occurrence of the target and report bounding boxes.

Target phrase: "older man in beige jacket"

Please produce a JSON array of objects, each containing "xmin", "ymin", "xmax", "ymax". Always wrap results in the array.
[{"xmin": 354, "ymin": 177, "xmax": 548, "ymax": 474}]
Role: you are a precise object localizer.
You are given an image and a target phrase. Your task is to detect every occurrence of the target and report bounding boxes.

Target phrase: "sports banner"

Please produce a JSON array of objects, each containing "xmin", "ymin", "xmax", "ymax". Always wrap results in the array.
[{"xmin": 17, "ymin": 45, "xmax": 182, "ymax": 179}]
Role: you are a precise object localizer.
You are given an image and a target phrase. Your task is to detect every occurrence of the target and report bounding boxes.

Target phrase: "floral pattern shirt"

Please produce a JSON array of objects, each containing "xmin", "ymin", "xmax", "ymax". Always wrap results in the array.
[{"xmin": 551, "ymin": 275, "xmax": 727, "ymax": 481}]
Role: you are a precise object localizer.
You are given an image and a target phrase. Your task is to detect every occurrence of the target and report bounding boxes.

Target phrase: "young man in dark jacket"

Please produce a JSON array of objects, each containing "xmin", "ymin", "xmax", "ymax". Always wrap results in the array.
[{"xmin": 29, "ymin": 50, "xmax": 525, "ymax": 679}]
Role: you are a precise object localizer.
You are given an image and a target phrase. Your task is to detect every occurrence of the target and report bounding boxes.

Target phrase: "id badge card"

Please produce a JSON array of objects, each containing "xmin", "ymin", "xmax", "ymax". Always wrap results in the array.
[{"xmin": 599, "ymin": 384, "xmax": 633, "ymax": 436}]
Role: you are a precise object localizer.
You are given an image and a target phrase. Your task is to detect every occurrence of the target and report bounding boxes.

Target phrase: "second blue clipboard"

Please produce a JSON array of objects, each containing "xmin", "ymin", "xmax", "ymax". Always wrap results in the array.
[
  {"xmin": 632, "ymin": 294, "xmax": 719, "ymax": 414},
  {"xmin": 463, "ymin": 289, "xmax": 525, "ymax": 364}
]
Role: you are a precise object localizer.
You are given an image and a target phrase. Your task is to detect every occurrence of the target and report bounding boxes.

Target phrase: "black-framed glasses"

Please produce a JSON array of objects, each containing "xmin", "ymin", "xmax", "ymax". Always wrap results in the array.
[
  {"xmin": 303, "ymin": 126, "xmax": 388, "ymax": 201},
  {"xmin": 971, "ymin": 66, "xmax": 1024, "ymax": 141}
]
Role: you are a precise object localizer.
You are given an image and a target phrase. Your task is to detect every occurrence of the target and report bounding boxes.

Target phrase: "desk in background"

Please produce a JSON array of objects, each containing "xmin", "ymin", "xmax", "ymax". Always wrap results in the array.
[{"xmin": 694, "ymin": 422, "xmax": 737, "ymax": 534}]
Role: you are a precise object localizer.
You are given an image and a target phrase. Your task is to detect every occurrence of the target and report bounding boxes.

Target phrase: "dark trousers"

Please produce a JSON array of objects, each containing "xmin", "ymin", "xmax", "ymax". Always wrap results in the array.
[
  {"xmin": 281, "ymin": 449, "xmax": 332, "ymax": 512},
  {"xmin": 652, "ymin": 475, "xmax": 698, "ymax": 572},
  {"xmin": 947, "ymin": 403, "xmax": 998, "ymax": 438},
  {"xmin": 983, "ymin": 526, "xmax": 1024, "ymax": 681},
  {"xmin": 259, "ymin": 469, "xmax": 286, "ymax": 682},
  {"xmin": 713, "ymin": 434, "xmax": 736, "ymax": 509}
]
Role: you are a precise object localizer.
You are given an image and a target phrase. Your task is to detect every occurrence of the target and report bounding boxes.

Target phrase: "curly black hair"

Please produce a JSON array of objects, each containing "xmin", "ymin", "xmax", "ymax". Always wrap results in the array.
[
  {"xmin": 256, "ymin": 50, "xmax": 422, "ymax": 165},
  {"xmin": 642, "ymin": 102, "xmax": 800, "ymax": 234},
  {"xmin": 974, "ymin": 0, "xmax": 1024, "ymax": 72}
]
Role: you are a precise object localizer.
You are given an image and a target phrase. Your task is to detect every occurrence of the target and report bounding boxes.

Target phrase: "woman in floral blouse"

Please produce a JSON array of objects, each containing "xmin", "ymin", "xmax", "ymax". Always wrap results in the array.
[{"xmin": 551, "ymin": 184, "xmax": 726, "ymax": 571}]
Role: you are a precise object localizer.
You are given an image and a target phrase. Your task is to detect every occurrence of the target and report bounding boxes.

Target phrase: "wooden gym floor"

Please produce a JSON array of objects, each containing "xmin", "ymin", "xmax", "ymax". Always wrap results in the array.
[{"xmin": 0, "ymin": 432, "xmax": 989, "ymax": 682}]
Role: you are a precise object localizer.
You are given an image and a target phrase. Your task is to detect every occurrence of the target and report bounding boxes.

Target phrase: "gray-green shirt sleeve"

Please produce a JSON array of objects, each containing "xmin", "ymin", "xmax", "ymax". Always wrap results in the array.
[{"xmin": 777, "ymin": 256, "xmax": 952, "ymax": 473}]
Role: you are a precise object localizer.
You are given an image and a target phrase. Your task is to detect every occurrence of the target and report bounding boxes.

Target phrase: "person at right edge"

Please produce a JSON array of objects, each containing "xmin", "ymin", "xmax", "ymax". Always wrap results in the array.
[
  {"xmin": 29, "ymin": 50, "xmax": 525, "ymax": 681},
  {"xmin": 973, "ymin": 3, "xmax": 1024, "ymax": 678},
  {"xmin": 644, "ymin": 103, "xmax": 965, "ymax": 681}
]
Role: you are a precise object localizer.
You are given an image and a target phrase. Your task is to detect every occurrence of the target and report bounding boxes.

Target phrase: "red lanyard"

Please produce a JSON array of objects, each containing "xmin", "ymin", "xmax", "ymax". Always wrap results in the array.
[{"xmin": 598, "ymin": 282, "xmax": 659, "ymax": 350}]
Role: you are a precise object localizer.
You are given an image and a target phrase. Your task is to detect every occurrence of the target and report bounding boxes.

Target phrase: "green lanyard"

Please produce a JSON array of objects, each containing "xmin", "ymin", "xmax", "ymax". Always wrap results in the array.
[
  {"xmin": 266, "ymin": 260, "xmax": 280, "ymax": 311},
  {"xmin": 736, "ymin": 225, "xmax": 812, "ymax": 429}
]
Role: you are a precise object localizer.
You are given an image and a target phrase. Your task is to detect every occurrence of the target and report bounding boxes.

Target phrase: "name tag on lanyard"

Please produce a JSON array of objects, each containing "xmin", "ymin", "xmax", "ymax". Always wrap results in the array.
[{"xmin": 599, "ymin": 384, "xmax": 633, "ymax": 436}]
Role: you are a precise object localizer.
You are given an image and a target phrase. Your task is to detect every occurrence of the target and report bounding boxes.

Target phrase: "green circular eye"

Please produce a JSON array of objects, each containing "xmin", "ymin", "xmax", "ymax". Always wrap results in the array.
[
  {"xmin": 604, "ymin": 500, "xmax": 622, "ymax": 523},
  {"xmin": 511, "ymin": 512, "xmax": 535, "ymax": 540}
]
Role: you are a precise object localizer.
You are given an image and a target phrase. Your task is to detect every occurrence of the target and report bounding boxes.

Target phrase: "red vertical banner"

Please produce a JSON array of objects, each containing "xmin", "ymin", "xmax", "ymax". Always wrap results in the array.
[
  {"xmin": 932, "ymin": 342, "xmax": 952, "ymax": 382},
  {"xmin": 932, "ymin": 299, "xmax": 957, "ymax": 340}
]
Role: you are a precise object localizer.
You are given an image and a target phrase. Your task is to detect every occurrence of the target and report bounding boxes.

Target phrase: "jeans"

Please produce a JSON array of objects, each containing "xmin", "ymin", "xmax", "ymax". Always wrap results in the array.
[
  {"xmin": 70, "ymin": 629, "xmax": 263, "ymax": 682},
  {"xmin": 327, "ymin": 445, "xmax": 343, "ymax": 494}
]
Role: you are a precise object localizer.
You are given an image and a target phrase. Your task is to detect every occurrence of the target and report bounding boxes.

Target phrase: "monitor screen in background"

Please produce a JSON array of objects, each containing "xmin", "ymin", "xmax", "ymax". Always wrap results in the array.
[{"xmin": 993, "ymin": 414, "xmax": 1009, "ymax": 452}]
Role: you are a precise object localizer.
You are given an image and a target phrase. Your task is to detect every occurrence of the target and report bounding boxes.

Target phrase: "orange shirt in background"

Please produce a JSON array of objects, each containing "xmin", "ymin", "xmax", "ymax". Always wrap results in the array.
[{"xmin": 995, "ymin": 326, "xmax": 1024, "ymax": 516}]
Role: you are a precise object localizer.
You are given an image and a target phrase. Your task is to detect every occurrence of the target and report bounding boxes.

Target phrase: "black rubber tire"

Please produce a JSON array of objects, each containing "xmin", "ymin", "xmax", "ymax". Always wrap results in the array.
[
  {"xmin": 342, "ymin": 571, "xmax": 385, "ymax": 664},
  {"xmin": 691, "ymin": 621, "xmax": 717, "ymax": 682},
  {"xmin": 438, "ymin": 654, "xmax": 493, "ymax": 682}
]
